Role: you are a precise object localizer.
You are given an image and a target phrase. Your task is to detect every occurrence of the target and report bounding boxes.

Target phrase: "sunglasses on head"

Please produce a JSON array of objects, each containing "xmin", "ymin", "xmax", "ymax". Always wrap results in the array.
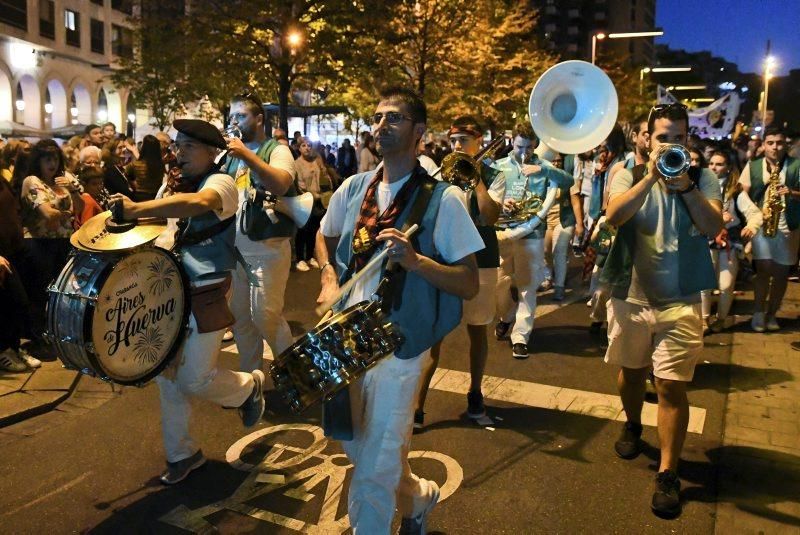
[
  {"xmin": 235, "ymin": 91, "xmax": 264, "ymax": 110},
  {"xmin": 648, "ymin": 102, "xmax": 688, "ymax": 124}
]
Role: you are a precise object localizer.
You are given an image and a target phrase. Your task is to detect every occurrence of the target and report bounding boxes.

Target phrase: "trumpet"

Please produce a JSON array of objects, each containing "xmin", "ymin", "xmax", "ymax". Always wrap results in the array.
[
  {"xmin": 654, "ymin": 144, "xmax": 691, "ymax": 179},
  {"xmin": 222, "ymin": 125, "xmax": 242, "ymax": 139},
  {"xmin": 437, "ymin": 135, "xmax": 507, "ymax": 191}
]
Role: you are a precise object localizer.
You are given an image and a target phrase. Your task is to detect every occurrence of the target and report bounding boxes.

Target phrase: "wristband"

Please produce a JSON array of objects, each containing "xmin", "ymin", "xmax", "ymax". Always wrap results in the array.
[
  {"xmin": 678, "ymin": 181, "xmax": 697, "ymax": 195},
  {"xmin": 320, "ymin": 261, "xmax": 334, "ymax": 271}
]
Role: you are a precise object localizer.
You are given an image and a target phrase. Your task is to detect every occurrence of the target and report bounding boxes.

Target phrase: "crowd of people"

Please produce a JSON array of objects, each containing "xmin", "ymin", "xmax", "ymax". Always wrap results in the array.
[{"xmin": 1, "ymin": 84, "xmax": 799, "ymax": 533}]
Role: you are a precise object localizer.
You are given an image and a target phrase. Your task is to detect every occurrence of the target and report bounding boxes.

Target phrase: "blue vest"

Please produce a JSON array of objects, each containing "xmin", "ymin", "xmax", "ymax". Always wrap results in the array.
[
  {"xmin": 600, "ymin": 165, "xmax": 716, "ymax": 300},
  {"xmin": 558, "ymin": 187, "xmax": 576, "ymax": 228},
  {"xmin": 179, "ymin": 173, "xmax": 237, "ymax": 282},
  {"xmin": 334, "ymin": 170, "xmax": 463, "ymax": 360}
]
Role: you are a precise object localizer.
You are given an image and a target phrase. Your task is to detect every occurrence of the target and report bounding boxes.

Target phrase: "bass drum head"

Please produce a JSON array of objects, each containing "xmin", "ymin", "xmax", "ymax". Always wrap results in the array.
[{"xmin": 89, "ymin": 247, "xmax": 190, "ymax": 385}]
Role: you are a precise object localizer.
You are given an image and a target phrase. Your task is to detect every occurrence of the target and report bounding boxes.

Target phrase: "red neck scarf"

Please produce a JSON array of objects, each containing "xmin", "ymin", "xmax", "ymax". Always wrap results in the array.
[{"xmin": 351, "ymin": 164, "xmax": 424, "ymax": 272}]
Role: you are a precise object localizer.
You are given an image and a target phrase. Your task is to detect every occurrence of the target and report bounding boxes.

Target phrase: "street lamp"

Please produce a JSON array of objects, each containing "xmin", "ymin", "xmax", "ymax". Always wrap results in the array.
[
  {"xmin": 639, "ymin": 66, "xmax": 692, "ymax": 96},
  {"xmin": 287, "ymin": 30, "xmax": 303, "ymax": 55},
  {"xmin": 592, "ymin": 30, "xmax": 664, "ymax": 65},
  {"xmin": 591, "ymin": 32, "xmax": 605, "ymax": 65},
  {"xmin": 761, "ymin": 55, "xmax": 777, "ymax": 130}
]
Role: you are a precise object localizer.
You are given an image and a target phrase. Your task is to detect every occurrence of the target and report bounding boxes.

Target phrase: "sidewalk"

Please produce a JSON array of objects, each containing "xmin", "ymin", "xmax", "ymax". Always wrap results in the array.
[
  {"xmin": 0, "ymin": 357, "xmax": 81, "ymax": 427},
  {"xmin": 715, "ymin": 282, "xmax": 800, "ymax": 534}
]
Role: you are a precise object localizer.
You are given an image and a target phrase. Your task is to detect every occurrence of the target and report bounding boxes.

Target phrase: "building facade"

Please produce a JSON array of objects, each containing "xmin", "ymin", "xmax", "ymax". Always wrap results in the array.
[
  {"xmin": 0, "ymin": 0, "xmax": 135, "ymax": 133},
  {"xmin": 532, "ymin": 0, "xmax": 657, "ymax": 65}
]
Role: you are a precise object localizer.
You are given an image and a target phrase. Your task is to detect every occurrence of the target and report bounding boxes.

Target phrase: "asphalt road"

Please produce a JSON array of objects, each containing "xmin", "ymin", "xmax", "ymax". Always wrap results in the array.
[{"xmin": 0, "ymin": 266, "xmax": 734, "ymax": 534}]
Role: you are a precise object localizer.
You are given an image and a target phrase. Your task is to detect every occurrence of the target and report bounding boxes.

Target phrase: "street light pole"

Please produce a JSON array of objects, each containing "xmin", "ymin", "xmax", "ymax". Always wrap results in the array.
[
  {"xmin": 762, "ymin": 56, "xmax": 776, "ymax": 131},
  {"xmin": 591, "ymin": 32, "xmax": 605, "ymax": 65},
  {"xmin": 639, "ymin": 67, "xmax": 650, "ymax": 96}
]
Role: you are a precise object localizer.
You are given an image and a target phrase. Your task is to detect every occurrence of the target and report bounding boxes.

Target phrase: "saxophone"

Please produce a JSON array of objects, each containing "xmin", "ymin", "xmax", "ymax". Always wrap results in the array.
[{"xmin": 762, "ymin": 162, "xmax": 784, "ymax": 238}]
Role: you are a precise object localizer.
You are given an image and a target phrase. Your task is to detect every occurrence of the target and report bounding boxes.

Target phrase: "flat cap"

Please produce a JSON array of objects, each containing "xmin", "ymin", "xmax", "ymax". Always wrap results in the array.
[{"xmin": 173, "ymin": 119, "xmax": 227, "ymax": 150}]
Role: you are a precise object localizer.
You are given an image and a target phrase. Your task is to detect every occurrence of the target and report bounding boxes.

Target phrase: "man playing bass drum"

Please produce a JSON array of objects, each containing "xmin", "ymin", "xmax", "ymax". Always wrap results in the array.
[{"xmin": 110, "ymin": 119, "xmax": 265, "ymax": 486}]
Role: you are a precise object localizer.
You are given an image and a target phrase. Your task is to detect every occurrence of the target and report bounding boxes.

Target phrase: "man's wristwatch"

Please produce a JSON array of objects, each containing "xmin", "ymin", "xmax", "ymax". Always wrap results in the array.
[{"xmin": 678, "ymin": 181, "xmax": 698, "ymax": 195}]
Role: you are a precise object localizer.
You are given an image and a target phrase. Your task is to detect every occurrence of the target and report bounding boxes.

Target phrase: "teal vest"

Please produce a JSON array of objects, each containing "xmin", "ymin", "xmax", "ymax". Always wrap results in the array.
[
  {"xmin": 600, "ymin": 165, "xmax": 716, "ymax": 300},
  {"xmin": 335, "ymin": 170, "xmax": 463, "ymax": 359},
  {"xmin": 748, "ymin": 156, "xmax": 800, "ymax": 230},
  {"xmin": 226, "ymin": 138, "xmax": 299, "ymax": 239},
  {"xmin": 179, "ymin": 174, "xmax": 237, "ymax": 282},
  {"xmin": 558, "ymin": 187, "xmax": 576, "ymax": 228}
]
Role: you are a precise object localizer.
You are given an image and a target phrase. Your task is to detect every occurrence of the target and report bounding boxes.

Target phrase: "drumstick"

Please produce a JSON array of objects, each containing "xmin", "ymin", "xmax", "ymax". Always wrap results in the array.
[{"xmin": 315, "ymin": 224, "xmax": 419, "ymax": 317}]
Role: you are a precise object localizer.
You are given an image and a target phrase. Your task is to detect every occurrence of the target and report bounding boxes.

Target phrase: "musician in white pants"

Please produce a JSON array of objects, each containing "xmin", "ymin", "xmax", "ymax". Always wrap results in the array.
[
  {"xmin": 223, "ymin": 93, "xmax": 297, "ymax": 372},
  {"xmin": 494, "ymin": 123, "xmax": 574, "ymax": 359}
]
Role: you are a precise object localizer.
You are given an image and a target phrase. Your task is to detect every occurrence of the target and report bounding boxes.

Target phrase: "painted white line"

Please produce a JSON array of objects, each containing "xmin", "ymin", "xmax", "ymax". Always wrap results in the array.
[{"xmin": 221, "ymin": 345, "xmax": 706, "ymax": 435}]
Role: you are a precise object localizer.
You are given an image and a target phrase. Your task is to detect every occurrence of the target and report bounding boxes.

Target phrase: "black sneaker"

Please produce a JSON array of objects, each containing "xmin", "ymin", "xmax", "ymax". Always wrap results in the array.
[
  {"xmin": 614, "ymin": 421, "xmax": 643, "ymax": 459},
  {"xmin": 239, "ymin": 370, "xmax": 265, "ymax": 427},
  {"xmin": 512, "ymin": 343, "xmax": 529, "ymax": 359},
  {"xmin": 467, "ymin": 390, "xmax": 486, "ymax": 419},
  {"xmin": 412, "ymin": 409, "xmax": 425, "ymax": 434},
  {"xmin": 160, "ymin": 449, "xmax": 206, "ymax": 485},
  {"xmin": 652, "ymin": 470, "xmax": 682, "ymax": 518},
  {"xmin": 589, "ymin": 321, "xmax": 604, "ymax": 336},
  {"xmin": 495, "ymin": 321, "xmax": 511, "ymax": 340}
]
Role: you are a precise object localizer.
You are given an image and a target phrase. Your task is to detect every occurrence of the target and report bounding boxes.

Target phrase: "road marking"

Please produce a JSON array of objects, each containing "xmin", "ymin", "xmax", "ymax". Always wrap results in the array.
[
  {"xmin": 161, "ymin": 423, "xmax": 463, "ymax": 533},
  {"xmin": 3, "ymin": 471, "xmax": 92, "ymax": 517},
  {"xmin": 221, "ymin": 345, "xmax": 706, "ymax": 435}
]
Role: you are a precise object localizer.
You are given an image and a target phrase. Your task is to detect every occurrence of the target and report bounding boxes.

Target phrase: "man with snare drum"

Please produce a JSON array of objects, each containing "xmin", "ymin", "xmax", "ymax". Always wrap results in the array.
[
  {"xmin": 110, "ymin": 119, "xmax": 265, "ymax": 485},
  {"xmin": 315, "ymin": 87, "xmax": 482, "ymax": 534}
]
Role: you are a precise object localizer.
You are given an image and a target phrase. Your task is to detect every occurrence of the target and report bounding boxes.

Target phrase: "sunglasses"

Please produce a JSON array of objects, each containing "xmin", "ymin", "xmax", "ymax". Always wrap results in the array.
[
  {"xmin": 648, "ymin": 103, "xmax": 688, "ymax": 124},
  {"xmin": 372, "ymin": 112, "xmax": 413, "ymax": 125}
]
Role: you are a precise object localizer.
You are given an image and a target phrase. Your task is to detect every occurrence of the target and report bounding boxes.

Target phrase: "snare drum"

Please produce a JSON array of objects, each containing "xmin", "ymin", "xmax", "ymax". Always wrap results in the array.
[
  {"xmin": 270, "ymin": 300, "xmax": 404, "ymax": 413},
  {"xmin": 46, "ymin": 247, "xmax": 190, "ymax": 385}
]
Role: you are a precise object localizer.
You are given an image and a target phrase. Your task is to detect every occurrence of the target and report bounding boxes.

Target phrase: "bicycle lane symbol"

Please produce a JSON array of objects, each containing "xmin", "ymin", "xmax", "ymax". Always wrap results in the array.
[{"xmin": 159, "ymin": 423, "xmax": 464, "ymax": 533}]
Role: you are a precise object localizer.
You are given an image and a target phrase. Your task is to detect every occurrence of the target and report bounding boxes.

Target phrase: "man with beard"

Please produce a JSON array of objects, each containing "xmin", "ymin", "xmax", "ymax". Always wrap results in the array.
[
  {"xmin": 315, "ymin": 87, "xmax": 482, "ymax": 534},
  {"xmin": 110, "ymin": 119, "xmax": 265, "ymax": 485},
  {"xmin": 739, "ymin": 126, "xmax": 800, "ymax": 332},
  {"xmin": 224, "ymin": 93, "xmax": 297, "ymax": 371}
]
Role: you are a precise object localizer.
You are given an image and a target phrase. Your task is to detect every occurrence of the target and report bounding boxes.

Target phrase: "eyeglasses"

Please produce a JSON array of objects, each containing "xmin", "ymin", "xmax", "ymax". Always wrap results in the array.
[
  {"xmin": 648, "ymin": 103, "xmax": 688, "ymax": 124},
  {"xmin": 372, "ymin": 112, "xmax": 413, "ymax": 125}
]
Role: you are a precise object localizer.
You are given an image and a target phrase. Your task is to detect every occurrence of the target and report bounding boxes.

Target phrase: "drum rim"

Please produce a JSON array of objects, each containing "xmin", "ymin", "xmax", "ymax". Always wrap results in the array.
[{"xmin": 85, "ymin": 246, "xmax": 192, "ymax": 386}]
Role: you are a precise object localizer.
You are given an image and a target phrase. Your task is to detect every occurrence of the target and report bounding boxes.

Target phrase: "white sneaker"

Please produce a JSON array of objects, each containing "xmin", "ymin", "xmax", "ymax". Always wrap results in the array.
[
  {"xmin": 750, "ymin": 312, "xmax": 766, "ymax": 333},
  {"xmin": 308, "ymin": 258, "xmax": 320, "ymax": 269},
  {"xmin": 295, "ymin": 260, "xmax": 310, "ymax": 272},
  {"xmin": 0, "ymin": 349, "xmax": 28, "ymax": 372},
  {"xmin": 17, "ymin": 348, "xmax": 42, "ymax": 369},
  {"xmin": 399, "ymin": 479, "xmax": 440, "ymax": 535},
  {"xmin": 765, "ymin": 316, "xmax": 780, "ymax": 332},
  {"xmin": 222, "ymin": 329, "xmax": 234, "ymax": 342}
]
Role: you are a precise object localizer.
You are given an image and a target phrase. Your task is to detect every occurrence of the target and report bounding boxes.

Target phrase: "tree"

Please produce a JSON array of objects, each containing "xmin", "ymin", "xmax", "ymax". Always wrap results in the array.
[
  {"xmin": 110, "ymin": 1, "xmax": 199, "ymax": 131},
  {"xmin": 188, "ymin": 0, "xmax": 368, "ymax": 132}
]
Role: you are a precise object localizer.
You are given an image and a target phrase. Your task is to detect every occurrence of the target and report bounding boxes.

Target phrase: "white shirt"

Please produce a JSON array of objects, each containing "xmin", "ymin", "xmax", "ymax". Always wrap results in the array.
[
  {"xmin": 320, "ymin": 173, "xmax": 485, "ymax": 308},
  {"xmin": 234, "ymin": 142, "xmax": 297, "ymax": 255}
]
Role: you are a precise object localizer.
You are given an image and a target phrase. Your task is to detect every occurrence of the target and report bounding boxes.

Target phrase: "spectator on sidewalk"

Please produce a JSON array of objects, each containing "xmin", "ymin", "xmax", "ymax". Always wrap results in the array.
[
  {"xmin": 126, "ymin": 135, "xmax": 166, "ymax": 202},
  {"xmin": 336, "ymin": 138, "xmax": 357, "ymax": 178},
  {"xmin": 75, "ymin": 166, "xmax": 106, "ymax": 227},
  {"xmin": 358, "ymin": 133, "xmax": 380, "ymax": 173}
]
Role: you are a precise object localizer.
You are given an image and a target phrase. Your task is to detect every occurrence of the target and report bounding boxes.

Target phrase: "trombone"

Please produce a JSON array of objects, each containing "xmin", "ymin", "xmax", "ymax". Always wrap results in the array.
[{"xmin": 433, "ymin": 135, "xmax": 507, "ymax": 191}]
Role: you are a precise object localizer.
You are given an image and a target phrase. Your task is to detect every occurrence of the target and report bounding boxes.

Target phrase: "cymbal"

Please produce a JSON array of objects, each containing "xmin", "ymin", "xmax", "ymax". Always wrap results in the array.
[
  {"xmin": 70, "ymin": 230, "xmax": 96, "ymax": 251},
  {"xmin": 72, "ymin": 211, "xmax": 167, "ymax": 252}
]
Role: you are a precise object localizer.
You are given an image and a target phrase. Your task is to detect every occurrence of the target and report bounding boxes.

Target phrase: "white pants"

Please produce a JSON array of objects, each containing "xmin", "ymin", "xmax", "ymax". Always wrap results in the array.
[
  {"xmin": 230, "ymin": 240, "xmax": 293, "ymax": 373},
  {"xmin": 701, "ymin": 249, "xmax": 739, "ymax": 321},
  {"xmin": 497, "ymin": 238, "xmax": 546, "ymax": 345},
  {"xmin": 157, "ymin": 315, "xmax": 255, "ymax": 463},
  {"xmin": 496, "ymin": 241, "xmax": 515, "ymax": 321},
  {"xmin": 551, "ymin": 223, "xmax": 574, "ymax": 288},
  {"xmin": 341, "ymin": 353, "xmax": 436, "ymax": 534}
]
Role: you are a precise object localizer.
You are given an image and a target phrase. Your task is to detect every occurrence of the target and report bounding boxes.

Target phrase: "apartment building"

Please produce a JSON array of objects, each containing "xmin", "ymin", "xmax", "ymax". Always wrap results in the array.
[{"xmin": 0, "ymin": 0, "xmax": 135, "ymax": 132}]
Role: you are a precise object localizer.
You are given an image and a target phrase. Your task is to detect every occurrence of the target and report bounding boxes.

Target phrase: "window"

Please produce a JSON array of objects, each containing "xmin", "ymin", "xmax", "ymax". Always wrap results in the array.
[
  {"xmin": 111, "ymin": 0, "xmax": 132, "ymax": 15},
  {"xmin": 91, "ymin": 19, "xmax": 104, "ymax": 54},
  {"xmin": 545, "ymin": 23, "xmax": 557, "ymax": 32},
  {"xmin": 112, "ymin": 24, "xmax": 133, "ymax": 58},
  {"xmin": 567, "ymin": 26, "xmax": 579, "ymax": 35},
  {"xmin": 39, "ymin": 1, "xmax": 55, "ymax": 39},
  {"xmin": 65, "ymin": 9, "xmax": 81, "ymax": 47},
  {"xmin": 545, "ymin": 5, "xmax": 557, "ymax": 14},
  {"xmin": 0, "ymin": 0, "xmax": 27, "ymax": 30},
  {"xmin": 567, "ymin": 43, "xmax": 578, "ymax": 52},
  {"xmin": 568, "ymin": 9, "xmax": 580, "ymax": 17},
  {"xmin": 594, "ymin": 11, "xmax": 606, "ymax": 20}
]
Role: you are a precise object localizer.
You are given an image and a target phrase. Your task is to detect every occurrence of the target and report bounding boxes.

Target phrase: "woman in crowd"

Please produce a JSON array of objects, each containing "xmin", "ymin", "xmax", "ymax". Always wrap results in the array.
[
  {"xmin": 357, "ymin": 133, "xmax": 380, "ymax": 173},
  {"xmin": 16, "ymin": 140, "xmax": 81, "ymax": 342},
  {"xmin": 102, "ymin": 137, "xmax": 136, "ymax": 197},
  {"xmin": 689, "ymin": 147, "xmax": 707, "ymax": 169},
  {"xmin": 1, "ymin": 139, "xmax": 30, "ymax": 182},
  {"xmin": 702, "ymin": 150, "xmax": 762, "ymax": 332},
  {"xmin": 125, "ymin": 135, "xmax": 165, "ymax": 202}
]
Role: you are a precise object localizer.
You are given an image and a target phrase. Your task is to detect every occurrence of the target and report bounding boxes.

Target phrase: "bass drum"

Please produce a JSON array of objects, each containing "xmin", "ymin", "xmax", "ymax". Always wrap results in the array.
[{"xmin": 46, "ymin": 247, "xmax": 190, "ymax": 385}]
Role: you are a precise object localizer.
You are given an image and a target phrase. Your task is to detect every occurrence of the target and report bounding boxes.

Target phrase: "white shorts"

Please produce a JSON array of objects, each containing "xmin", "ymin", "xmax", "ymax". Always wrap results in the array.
[
  {"xmin": 463, "ymin": 268, "xmax": 498, "ymax": 326},
  {"xmin": 604, "ymin": 298, "xmax": 704, "ymax": 382},
  {"xmin": 751, "ymin": 228, "xmax": 800, "ymax": 266}
]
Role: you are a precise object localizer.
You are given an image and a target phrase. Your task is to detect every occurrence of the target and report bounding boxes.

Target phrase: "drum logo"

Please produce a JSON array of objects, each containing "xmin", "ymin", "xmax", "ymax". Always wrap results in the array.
[{"xmin": 101, "ymin": 255, "xmax": 179, "ymax": 364}]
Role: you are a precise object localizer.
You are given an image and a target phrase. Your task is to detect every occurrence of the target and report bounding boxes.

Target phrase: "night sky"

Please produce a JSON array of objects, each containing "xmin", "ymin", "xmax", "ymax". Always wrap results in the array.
[{"xmin": 655, "ymin": 0, "xmax": 800, "ymax": 75}]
